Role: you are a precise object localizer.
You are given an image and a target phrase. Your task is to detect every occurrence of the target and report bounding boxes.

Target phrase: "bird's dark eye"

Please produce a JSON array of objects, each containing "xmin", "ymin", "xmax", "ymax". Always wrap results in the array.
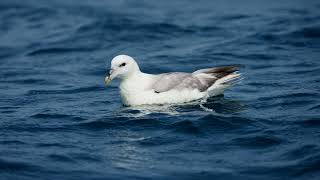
[{"xmin": 119, "ymin": 63, "xmax": 126, "ymax": 67}]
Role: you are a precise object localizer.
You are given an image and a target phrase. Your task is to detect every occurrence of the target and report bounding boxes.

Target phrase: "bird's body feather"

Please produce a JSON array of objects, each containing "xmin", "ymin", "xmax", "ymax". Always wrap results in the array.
[
  {"xmin": 118, "ymin": 66, "xmax": 241, "ymax": 106},
  {"xmin": 106, "ymin": 55, "xmax": 242, "ymax": 106}
]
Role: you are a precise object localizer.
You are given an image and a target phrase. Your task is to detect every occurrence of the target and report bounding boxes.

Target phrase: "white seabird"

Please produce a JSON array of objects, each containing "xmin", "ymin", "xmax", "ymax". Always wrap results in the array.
[{"xmin": 105, "ymin": 55, "xmax": 242, "ymax": 106}]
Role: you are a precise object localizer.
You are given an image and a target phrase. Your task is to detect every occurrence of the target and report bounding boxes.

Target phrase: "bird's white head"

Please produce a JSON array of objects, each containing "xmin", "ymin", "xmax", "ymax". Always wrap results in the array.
[{"xmin": 105, "ymin": 55, "xmax": 140, "ymax": 85}]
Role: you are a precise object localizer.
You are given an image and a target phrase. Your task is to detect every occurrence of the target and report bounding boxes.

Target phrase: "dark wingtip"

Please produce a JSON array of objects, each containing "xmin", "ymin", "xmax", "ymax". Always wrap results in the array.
[
  {"xmin": 219, "ymin": 64, "xmax": 245, "ymax": 70},
  {"xmin": 212, "ymin": 65, "xmax": 244, "ymax": 73},
  {"xmin": 203, "ymin": 65, "xmax": 244, "ymax": 78}
]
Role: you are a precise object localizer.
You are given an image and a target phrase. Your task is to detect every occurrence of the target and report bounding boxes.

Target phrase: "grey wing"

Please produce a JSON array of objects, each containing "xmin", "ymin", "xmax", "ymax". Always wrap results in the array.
[
  {"xmin": 151, "ymin": 65, "xmax": 242, "ymax": 93},
  {"xmin": 151, "ymin": 72, "xmax": 206, "ymax": 93}
]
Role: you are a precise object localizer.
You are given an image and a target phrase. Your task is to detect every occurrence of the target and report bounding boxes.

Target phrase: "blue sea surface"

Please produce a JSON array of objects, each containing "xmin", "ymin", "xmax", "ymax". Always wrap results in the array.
[{"xmin": 1, "ymin": 0, "xmax": 320, "ymax": 179}]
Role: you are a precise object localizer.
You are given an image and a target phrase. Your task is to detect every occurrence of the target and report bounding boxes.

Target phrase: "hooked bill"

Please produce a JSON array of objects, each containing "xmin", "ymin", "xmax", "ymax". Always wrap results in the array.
[{"xmin": 105, "ymin": 76, "xmax": 112, "ymax": 85}]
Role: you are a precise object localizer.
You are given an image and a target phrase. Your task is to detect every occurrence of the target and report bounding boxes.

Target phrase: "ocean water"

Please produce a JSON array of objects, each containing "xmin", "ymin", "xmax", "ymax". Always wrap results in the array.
[{"xmin": 1, "ymin": 0, "xmax": 320, "ymax": 179}]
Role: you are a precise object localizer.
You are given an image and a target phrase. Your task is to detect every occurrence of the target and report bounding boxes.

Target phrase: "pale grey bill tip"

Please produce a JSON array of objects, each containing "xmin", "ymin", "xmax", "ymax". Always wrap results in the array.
[{"xmin": 105, "ymin": 76, "xmax": 112, "ymax": 86}]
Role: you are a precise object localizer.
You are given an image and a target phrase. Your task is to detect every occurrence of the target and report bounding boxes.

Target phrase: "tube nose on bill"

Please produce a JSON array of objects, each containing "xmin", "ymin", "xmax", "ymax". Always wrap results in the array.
[
  {"xmin": 105, "ymin": 69, "xmax": 114, "ymax": 86},
  {"xmin": 105, "ymin": 75, "xmax": 112, "ymax": 86}
]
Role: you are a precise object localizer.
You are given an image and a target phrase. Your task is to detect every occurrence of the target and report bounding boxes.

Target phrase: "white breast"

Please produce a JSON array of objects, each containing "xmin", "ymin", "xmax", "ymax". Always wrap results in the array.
[
  {"xmin": 119, "ymin": 74, "xmax": 206, "ymax": 106},
  {"xmin": 121, "ymin": 89, "xmax": 206, "ymax": 106}
]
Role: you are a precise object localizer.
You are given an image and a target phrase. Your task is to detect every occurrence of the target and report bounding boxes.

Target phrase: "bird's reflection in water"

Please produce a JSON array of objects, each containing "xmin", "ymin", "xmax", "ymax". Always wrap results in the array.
[
  {"xmin": 200, "ymin": 95, "xmax": 247, "ymax": 114},
  {"xmin": 115, "ymin": 95, "xmax": 246, "ymax": 117},
  {"xmin": 109, "ymin": 95, "xmax": 246, "ymax": 170}
]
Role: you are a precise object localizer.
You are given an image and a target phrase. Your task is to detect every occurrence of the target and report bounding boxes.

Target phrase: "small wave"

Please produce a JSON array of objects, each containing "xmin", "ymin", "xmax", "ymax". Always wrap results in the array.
[
  {"xmin": 1, "ymin": 69, "xmax": 38, "ymax": 78},
  {"xmin": 197, "ymin": 114, "xmax": 259, "ymax": 132},
  {"xmin": 80, "ymin": 67, "xmax": 107, "ymax": 76},
  {"xmin": 0, "ymin": 158, "xmax": 40, "ymax": 172},
  {"xmin": 140, "ymin": 22, "xmax": 195, "ymax": 35},
  {"xmin": 136, "ymin": 134, "xmax": 182, "ymax": 146},
  {"xmin": 247, "ymin": 81, "xmax": 286, "ymax": 88},
  {"xmin": 258, "ymin": 92, "xmax": 320, "ymax": 101},
  {"xmin": 0, "ymin": 106, "xmax": 20, "ymax": 110},
  {"xmin": 253, "ymin": 24, "xmax": 320, "ymax": 47},
  {"xmin": 47, "ymin": 154, "xmax": 75, "ymax": 163},
  {"xmin": 27, "ymin": 47, "xmax": 96, "ymax": 56},
  {"xmin": 294, "ymin": 118, "xmax": 320, "ymax": 128},
  {"xmin": 0, "ymin": 110, "xmax": 16, "ymax": 114},
  {"xmin": 69, "ymin": 153, "xmax": 102, "ymax": 163},
  {"xmin": 0, "ymin": 78, "xmax": 55, "ymax": 85},
  {"xmin": 290, "ymin": 25, "xmax": 320, "ymax": 39},
  {"xmin": 26, "ymin": 86, "xmax": 104, "ymax": 95},
  {"xmin": 31, "ymin": 113, "xmax": 84, "ymax": 121},
  {"xmin": 287, "ymin": 67, "xmax": 320, "ymax": 76},
  {"xmin": 219, "ymin": 14, "xmax": 251, "ymax": 21},
  {"xmin": 2, "ymin": 124, "xmax": 70, "ymax": 133},
  {"xmin": 0, "ymin": 106, "xmax": 20, "ymax": 115},
  {"xmin": 76, "ymin": 18, "xmax": 194, "ymax": 42},
  {"xmin": 76, "ymin": 119, "xmax": 121, "ymax": 130},
  {"xmin": 0, "ymin": 46, "xmax": 20, "ymax": 59},
  {"xmin": 294, "ymin": 152, "xmax": 320, "ymax": 176},
  {"xmin": 36, "ymin": 143, "xmax": 76, "ymax": 148},
  {"xmin": 309, "ymin": 104, "xmax": 320, "ymax": 111},
  {"xmin": 238, "ymin": 53, "xmax": 276, "ymax": 61},
  {"xmin": 0, "ymin": 140, "xmax": 27, "ymax": 145},
  {"xmin": 231, "ymin": 134, "xmax": 284, "ymax": 148},
  {"xmin": 280, "ymin": 144, "xmax": 320, "ymax": 161},
  {"xmin": 169, "ymin": 120, "xmax": 203, "ymax": 135},
  {"xmin": 76, "ymin": 117, "xmax": 167, "ymax": 130},
  {"xmin": 196, "ymin": 25, "xmax": 223, "ymax": 33}
]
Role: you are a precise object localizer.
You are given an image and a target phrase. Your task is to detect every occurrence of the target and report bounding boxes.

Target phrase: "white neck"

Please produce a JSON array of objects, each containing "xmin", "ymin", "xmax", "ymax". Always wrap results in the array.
[
  {"xmin": 120, "ymin": 70, "xmax": 154, "ymax": 91},
  {"xmin": 119, "ymin": 71, "xmax": 155, "ymax": 105}
]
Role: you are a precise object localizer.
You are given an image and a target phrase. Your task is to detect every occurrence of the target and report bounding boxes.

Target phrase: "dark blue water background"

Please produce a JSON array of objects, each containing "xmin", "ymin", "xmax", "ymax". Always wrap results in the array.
[{"xmin": 1, "ymin": 0, "xmax": 320, "ymax": 179}]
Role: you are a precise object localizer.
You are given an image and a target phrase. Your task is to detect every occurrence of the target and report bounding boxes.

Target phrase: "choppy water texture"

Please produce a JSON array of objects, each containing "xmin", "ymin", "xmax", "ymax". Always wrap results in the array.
[{"xmin": 1, "ymin": 0, "xmax": 320, "ymax": 179}]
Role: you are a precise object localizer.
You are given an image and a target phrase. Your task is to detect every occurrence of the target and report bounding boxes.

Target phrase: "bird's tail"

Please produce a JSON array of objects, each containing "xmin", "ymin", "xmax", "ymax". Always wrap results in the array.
[
  {"xmin": 216, "ymin": 71, "xmax": 242, "ymax": 86},
  {"xmin": 207, "ymin": 71, "xmax": 242, "ymax": 96},
  {"xmin": 192, "ymin": 65, "xmax": 243, "ymax": 96}
]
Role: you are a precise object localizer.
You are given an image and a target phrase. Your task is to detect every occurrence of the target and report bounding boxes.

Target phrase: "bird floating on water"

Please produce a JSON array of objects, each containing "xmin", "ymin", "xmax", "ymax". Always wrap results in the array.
[{"xmin": 105, "ymin": 55, "xmax": 242, "ymax": 106}]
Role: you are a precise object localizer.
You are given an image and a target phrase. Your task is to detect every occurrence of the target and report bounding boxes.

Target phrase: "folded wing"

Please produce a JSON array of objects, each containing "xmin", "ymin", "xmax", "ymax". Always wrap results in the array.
[{"xmin": 151, "ymin": 65, "xmax": 242, "ymax": 93}]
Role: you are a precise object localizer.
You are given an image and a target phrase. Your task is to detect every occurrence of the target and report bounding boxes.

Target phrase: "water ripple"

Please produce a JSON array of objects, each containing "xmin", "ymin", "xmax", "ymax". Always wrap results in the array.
[{"xmin": 1, "ymin": 0, "xmax": 319, "ymax": 179}]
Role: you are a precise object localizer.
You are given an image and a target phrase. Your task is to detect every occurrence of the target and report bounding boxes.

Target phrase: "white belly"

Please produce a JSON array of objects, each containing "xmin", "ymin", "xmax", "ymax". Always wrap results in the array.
[{"xmin": 120, "ymin": 88, "xmax": 206, "ymax": 106}]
